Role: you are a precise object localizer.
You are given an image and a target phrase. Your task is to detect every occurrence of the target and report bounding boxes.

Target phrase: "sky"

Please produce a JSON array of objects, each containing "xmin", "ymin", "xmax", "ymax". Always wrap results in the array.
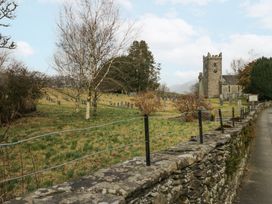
[{"xmin": 4, "ymin": 0, "xmax": 272, "ymax": 86}]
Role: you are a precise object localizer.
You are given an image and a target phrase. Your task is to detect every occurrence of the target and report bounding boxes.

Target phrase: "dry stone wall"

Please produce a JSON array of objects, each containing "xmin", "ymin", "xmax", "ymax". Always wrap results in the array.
[{"xmin": 6, "ymin": 102, "xmax": 272, "ymax": 204}]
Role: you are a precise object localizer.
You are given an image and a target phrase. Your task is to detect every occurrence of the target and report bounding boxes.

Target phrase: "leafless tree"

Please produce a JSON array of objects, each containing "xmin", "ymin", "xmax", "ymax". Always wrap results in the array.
[
  {"xmin": 0, "ymin": 0, "xmax": 17, "ymax": 49},
  {"xmin": 230, "ymin": 58, "xmax": 246, "ymax": 74},
  {"xmin": 158, "ymin": 83, "xmax": 170, "ymax": 93},
  {"xmin": 54, "ymin": 0, "xmax": 134, "ymax": 119}
]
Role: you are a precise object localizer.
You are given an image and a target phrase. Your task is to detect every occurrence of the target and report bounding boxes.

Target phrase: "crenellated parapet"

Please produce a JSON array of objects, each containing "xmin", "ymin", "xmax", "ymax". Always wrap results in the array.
[{"xmin": 203, "ymin": 52, "xmax": 222, "ymax": 61}]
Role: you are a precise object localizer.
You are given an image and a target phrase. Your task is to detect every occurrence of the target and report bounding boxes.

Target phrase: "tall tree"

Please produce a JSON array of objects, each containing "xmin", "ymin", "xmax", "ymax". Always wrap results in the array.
[
  {"xmin": 99, "ymin": 41, "xmax": 160, "ymax": 93},
  {"xmin": 230, "ymin": 58, "xmax": 246, "ymax": 74},
  {"xmin": 54, "ymin": 0, "xmax": 133, "ymax": 119},
  {"xmin": 250, "ymin": 57, "xmax": 272, "ymax": 100},
  {"xmin": 127, "ymin": 40, "xmax": 160, "ymax": 92},
  {"xmin": 0, "ymin": 0, "xmax": 17, "ymax": 49},
  {"xmin": 238, "ymin": 61, "xmax": 255, "ymax": 93},
  {"xmin": 99, "ymin": 55, "xmax": 132, "ymax": 93},
  {"xmin": 238, "ymin": 57, "xmax": 272, "ymax": 100}
]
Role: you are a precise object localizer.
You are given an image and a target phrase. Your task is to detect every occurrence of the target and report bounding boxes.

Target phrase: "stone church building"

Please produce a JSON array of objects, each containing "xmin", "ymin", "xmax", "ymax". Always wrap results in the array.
[{"xmin": 198, "ymin": 52, "xmax": 242, "ymax": 99}]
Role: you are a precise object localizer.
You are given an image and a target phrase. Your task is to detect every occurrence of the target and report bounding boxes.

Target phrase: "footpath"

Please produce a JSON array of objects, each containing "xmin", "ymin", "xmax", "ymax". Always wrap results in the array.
[{"xmin": 235, "ymin": 107, "xmax": 272, "ymax": 204}]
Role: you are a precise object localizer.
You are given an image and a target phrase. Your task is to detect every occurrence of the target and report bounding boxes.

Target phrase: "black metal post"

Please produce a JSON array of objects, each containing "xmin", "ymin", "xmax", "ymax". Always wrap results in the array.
[
  {"xmin": 144, "ymin": 114, "xmax": 151, "ymax": 166},
  {"xmin": 232, "ymin": 107, "xmax": 235, "ymax": 127},
  {"xmin": 219, "ymin": 109, "xmax": 224, "ymax": 133},
  {"xmin": 198, "ymin": 110, "xmax": 204, "ymax": 144}
]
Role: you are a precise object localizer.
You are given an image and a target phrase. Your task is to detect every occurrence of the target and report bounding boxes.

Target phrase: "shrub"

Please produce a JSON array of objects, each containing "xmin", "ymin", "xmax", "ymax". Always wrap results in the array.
[
  {"xmin": 0, "ymin": 55, "xmax": 46, "ymax": 124},
  {"xmin": 133, "ymin": 91, "xmax": 161, "ymax": 115},
  {"xmin": 175, "ymin": 94, "xmax": 212, "ymax": 122}
]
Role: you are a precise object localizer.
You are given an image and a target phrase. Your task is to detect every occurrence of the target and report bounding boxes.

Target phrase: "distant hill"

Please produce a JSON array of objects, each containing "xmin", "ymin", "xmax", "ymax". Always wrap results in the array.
[{"xmin": 169, "ymin": 80, "xmax": 197, "ymax": 94}]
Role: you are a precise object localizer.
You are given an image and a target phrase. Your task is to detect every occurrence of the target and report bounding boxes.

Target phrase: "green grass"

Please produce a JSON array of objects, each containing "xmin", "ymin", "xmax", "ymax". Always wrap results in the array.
[{"xmin": 0, "ymin": 91, "xmax": 246, "ymax": 200}]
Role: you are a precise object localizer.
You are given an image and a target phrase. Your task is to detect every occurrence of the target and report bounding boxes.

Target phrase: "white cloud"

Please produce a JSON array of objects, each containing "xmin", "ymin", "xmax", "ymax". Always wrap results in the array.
[
  {"xmin": 134, "ymin": 13, "xmax": 272, "ymax": 85},
  {"xmin": 219, "ymin": 34, "xmax": 272, "ymax": 70},
  {"xmin": 116, "ymin": 0, "xmax": 133, "ymax": 10},
  {"xmin": 175, "ymin": 70, "xmax": 199, "ymax": 80},
  {"xmin": 244, "ymin": 0, "xmax": 272, "ymax": 30},
  {"xmin": 15, "ymin": 41, "xmax": 35, "ymax": 57},
  {"xmin": 135, "ymin": 14, "xmax": 196, "ymax": 48},
  {"xmin": 38, "ymin": 0, "xmax": 133, "ymax": 9},
  {"xmin": 37, "ymin": 0, "xmax": 71, "ymax": 4},
  {"xmin": 155, "ymin": 0, "xmax": 227, "ymax": 6}
]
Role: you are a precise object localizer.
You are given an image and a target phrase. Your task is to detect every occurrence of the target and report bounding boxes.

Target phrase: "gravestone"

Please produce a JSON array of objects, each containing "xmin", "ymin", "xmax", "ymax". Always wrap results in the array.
[{"xmin": 219, "ymin": 94, "xmax": 224, "ymax": 106}]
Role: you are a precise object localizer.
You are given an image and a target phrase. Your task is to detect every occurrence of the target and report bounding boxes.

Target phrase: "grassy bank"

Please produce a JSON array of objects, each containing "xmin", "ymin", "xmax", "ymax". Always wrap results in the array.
[{"xmin": 0, "ymin": 89, "xmax": 245, "ymax": 200}]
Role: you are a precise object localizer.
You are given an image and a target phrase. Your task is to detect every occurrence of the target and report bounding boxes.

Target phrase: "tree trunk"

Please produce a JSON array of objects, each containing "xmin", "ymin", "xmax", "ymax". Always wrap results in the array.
[
  {"xmin": 75, "ymin": 93, "xmax": 80, "ymax": 113},
  {"xmin": 85, "ymin": 90, "xmax": 91, "ymax": 120},
  {"xmin": 92, "ymin": 91, "xmax": 98, "ymax": 116},
  {"xmin": 86, "ymin": 100, "xmax": 91, "ymax": 120}
]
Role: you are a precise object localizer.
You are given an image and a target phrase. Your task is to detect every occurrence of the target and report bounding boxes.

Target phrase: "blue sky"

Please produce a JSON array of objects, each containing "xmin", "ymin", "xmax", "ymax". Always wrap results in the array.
[{"xmin": 5, "ymin": 0, "xmax": 272, "ymax": 86}]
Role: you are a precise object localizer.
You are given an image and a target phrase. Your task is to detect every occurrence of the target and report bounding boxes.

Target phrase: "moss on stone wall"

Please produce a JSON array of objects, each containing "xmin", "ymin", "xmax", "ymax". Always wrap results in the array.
[{"xmin": 225, "ymin": 124, "xmax": 255, "ymax": 177}]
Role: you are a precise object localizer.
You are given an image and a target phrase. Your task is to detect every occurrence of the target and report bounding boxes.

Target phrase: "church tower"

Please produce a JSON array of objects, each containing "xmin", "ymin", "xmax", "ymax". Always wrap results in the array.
[{"xmin": 202, "ymin": 52, "xmax": 222, "ymax": 98}]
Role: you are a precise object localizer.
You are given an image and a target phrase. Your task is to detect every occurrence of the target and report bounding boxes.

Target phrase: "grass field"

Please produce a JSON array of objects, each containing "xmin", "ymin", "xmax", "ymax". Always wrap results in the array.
[{"xmin": 0, "ymin": 89, "xmax": 247, "ymax": 200}]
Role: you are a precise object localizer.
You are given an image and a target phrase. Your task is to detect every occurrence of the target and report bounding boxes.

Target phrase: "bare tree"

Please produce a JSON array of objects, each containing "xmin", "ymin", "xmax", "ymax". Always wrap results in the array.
[
  {"xmin": 55, "ymin": 0, "xmax": 134, "ymax": 119},
  {"xmin": 134, "ymin": 91, "xmax": 162, "ymax": 116},
  {"xmin": 230, "ymin": 58, "xmax": 246, "ymax": 74},
  {"xmin": 175, "ymin": 94, "xmax": 212, "ymax": 122},
  {"xmin": 0, "ymin": 0, "xmax": 17, "ymax": 49}
]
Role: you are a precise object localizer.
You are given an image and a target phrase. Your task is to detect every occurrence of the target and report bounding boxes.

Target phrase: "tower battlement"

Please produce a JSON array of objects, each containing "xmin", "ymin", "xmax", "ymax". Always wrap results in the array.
[{"xmin": 203, "ymin": 52, "xmax": 222, "ymax": 61}]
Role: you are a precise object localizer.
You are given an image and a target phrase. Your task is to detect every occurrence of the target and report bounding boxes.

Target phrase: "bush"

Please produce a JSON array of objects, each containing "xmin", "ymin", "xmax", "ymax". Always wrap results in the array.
[
  {"xmin": 175, "ymin": 94, "xmax": 212, "ymax": 122},
  {"xmin": 133, "ymin": 91, "xmax": 161, "ymax": 115},
  {"xmin": 0, "ymin": 55, "xmax": 45, "ymax": 124}
]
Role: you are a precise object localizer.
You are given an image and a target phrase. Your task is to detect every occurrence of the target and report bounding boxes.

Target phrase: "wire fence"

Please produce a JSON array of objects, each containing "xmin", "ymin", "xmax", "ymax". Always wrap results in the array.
[{"xmin": 0, "ymin": 106, "xmax": 251, "ymax": 201}]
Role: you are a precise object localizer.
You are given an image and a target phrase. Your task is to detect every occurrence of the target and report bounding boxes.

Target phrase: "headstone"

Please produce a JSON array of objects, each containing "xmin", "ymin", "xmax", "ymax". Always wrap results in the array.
[
  {"xmin": 237, "ymin": 100, "xmax": 242, "ymax": 109},
  {"xmin": 219, "ymin": 94, "xmax": 224, "ymax": 106}
]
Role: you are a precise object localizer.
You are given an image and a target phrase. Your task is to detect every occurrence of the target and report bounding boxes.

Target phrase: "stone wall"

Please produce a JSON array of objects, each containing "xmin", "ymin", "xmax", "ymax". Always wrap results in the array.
[
  {"xmin": 7, "ymin": 102, "xmax": 272, "ymax": 204},
  {"xmin": 222, "ymin": 85, "xmax": 242, "ymax": 100}
]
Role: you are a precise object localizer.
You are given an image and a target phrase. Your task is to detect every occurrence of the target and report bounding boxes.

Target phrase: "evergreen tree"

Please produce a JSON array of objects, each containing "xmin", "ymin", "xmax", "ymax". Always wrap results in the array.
[
  {"xmin": 239, "ymin": 57, "xmax": 272, "ymax": 100},
  {"xmin": 127, "ymin": 40, "xmax": 160, "ymax": 92},
  {"xmin": 99, "ymin": 56, "xmax": 132, "ymax": 93},
  {"xmin": 99, "ymin": 40, "xmax": 160, "ymax": 93},
  {"xmin": 250, "ymin": 57, "xmax": 272, "ymax": 100}
]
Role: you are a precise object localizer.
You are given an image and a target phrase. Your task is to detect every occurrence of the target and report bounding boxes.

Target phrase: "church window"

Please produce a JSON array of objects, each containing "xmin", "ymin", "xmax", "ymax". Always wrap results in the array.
[
  {"xmin": 213, "ymin": 63, "xmax": 218, "ymax": 73},
  {"xmin": 228, "ymin": 85, "xmax": 231, "ymax": 92}
]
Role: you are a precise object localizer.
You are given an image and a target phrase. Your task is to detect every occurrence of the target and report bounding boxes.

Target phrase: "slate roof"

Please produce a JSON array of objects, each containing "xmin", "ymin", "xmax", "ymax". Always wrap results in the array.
[{"xmin": 221, "ymin": 75, "xmax": 238, "ymax": 85}]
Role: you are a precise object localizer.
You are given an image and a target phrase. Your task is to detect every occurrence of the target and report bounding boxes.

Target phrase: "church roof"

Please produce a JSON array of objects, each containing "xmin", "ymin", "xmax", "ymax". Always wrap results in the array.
[{"xmin": 221, "ymin": 75, "xmax": 238, "ymax": 85}]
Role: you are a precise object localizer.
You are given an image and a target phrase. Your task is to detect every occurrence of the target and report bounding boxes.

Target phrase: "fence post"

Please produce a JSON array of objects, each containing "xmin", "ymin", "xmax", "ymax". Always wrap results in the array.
[
  {"xmin": 219, "ymin": 109, "xmax": 224, "ymax": 133},
  {"xmin": 144, "ymin": 114, "xmax": 151, "ymax": 166},
  {"xmin": 198, "ymin": 110, "xmax": 203, "ymax": 144},
  {"xmin": 232, "ymin": 107, "xmax": 235, "ymax": 127}
]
